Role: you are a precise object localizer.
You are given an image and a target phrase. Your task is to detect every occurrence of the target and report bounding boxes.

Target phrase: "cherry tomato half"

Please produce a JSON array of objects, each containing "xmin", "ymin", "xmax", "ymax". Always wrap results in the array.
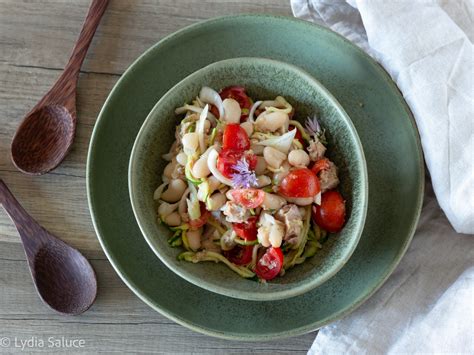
[
  {"xmin": 222, "ymin": 124, "xmax": 250, "ymax": 151},
  {"xmin": 312, "ymin": 190, "xmax": 346, "ymax": 233},
  {"xmin": 232, "ymin": 216, "xmax": 258, "ymax": 241},
  {"xmin": 279, "ymin": 168, "xmax": 320, "ymax": 198},
  {"xmin": 231, "ymin": 189, "xmax": 265, "ymax": 209},
  {"xmin": 311, "ymin": 158, "xmax": 331, "ymax": 176},
  {"xmin": 224, "ymin": 245, "xmax": 253, "ymax": 265},
  {"xmin": 219, "ymin": 86, "xmax": 252, "ymax": 121},
  {"xmin": 188, "ymin": 203, "xmax": 210, "ymax": 229},
  {"xmin": 217, "ymin": 149, "xmax": 257, "ymax": 178},
  {"xmin": 255, "ymin": 247, "xmax": 284, "ymax": 280}
]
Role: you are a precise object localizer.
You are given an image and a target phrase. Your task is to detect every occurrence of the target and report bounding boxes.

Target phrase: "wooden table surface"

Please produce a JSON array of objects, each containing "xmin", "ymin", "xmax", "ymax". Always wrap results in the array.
[{"xmin": 0, "ymin": 0, "xmax": 317, "ymax": 353}]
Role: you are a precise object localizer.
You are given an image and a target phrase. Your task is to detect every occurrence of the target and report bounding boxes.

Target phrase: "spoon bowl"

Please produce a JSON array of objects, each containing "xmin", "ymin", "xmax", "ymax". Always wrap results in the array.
[
  {"xmin": 0, "ymin": 179, "xmax": 97, "ymax": 315},
  {"xmin": 11, "ymin": 0, "xmax": 109, "ymax": 175},
  {"xmin": 11, "ymin": 105, "xmax": 76, "ymax": 175},
  {"xmin": 34, "ymin": 241, "xmax": 97, "ymax": 315}
]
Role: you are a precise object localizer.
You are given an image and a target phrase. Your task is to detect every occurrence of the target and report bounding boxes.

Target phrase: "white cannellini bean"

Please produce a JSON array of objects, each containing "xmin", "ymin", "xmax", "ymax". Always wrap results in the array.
[
  {"xmin": 186, "ymin": 229, "xmax": 202, "ymax": 251},
  {"xmin": 164, "ymin": 212, "xmax": 181, "ymax": 226},
  {"xmin": 192, "ymin": 154, "xmax": 211, "ymax": 178},
  {"xmin": 161, "ymin": 179, "xmax": 187, "ymax": 203},
  {"xmin": 207, "ymin": 192, "xmax": 227, "ymax": 211},
  {"xmin": 262, "ymin": 193, "xmax": 286, "ymax": 210},
  {"xmin": 240, "ymin": 121, "xmax": 253, "ymax": 136},
  {"xmin": 256, "ymin": 175, "xmax": 271, "ymax": 188},
  {"xmin": 263, "ymin": 146, "xmax": 287, "ymax": 169},
  {"xmin": 208, "ymin": 176, "xmax": 221, "ymax": 191},
  {"xmin": 255, "ymin": 111, "xmax": 289, "ymax": 132},
  {"xmin": 153, "ymin": 182, "xmax": 168, "ymax": 200},
  {"xmin": 255, "ymin": 156, "xmax": 267, "ymax": 175},
  {"xmin": 285, "ymin": 196, "xmax": 314, "ymax": 206},
  {"xmin": 222, "ymin": 98, "xmax": 241, "ymax": 123},
  {"xmin": 250, "ymin": 143, "xmax": 265, "ymax": 155},
  {"xmin": 182, "ymin": 132, "xmax": 199, "ymax": 155},
  {"xmin": 163, "ymin": 160, "xmax": 177, "ymax": 179},
  {"xmin": 288, "ymin": 149, "xmax": 310, "ymax": 167},
  {"xmin": 176, "ymin": 152, "xmax": 188, "ymax": 166},
  {"xmin": 158, "ymin": 201, "xmax": 179, "ymax": 218}
]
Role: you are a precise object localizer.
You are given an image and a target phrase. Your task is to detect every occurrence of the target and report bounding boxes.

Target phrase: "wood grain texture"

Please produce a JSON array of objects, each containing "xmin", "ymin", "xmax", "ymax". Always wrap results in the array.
[
  {"xmin": 0, "ymin": 179, "xmax": 97, "ymax": 315},
  {"xmin": 0, "ymin": 0, "xmax": 318, "ymax": 352},
  {"xmin": 10, "ymin": 0, "xmax": 110, "ymax": 175}
]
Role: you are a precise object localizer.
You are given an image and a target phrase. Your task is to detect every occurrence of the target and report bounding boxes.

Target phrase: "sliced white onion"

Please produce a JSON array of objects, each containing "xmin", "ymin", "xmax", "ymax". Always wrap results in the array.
[
  {"xmin": 186, "ymin": 183, "xmax": 201, "ymax": 220},
  {"xmin": 153, "ymin": 182, "xmax": 169, "ymax": 200},
  {"xmin": 248, "ymin": 100, "xmax": 262, "ymax": 123},
  {"xmin": 257, "ymin": 129, "xmax": 297, "ymax": 154},
  {"xmin": 178, "ymin": 188, "xmax": 191, "ymax": 219},
  {"xmin": 259, "ymin": 96, "xmax": 292, "ymax": 114},
  {"xmin": 174, "ymin": 104, "xmax": 217, "ymax": 123},
  {"xmin": 197, "ymin": 105, "xmax": 208, "ymax": 154},
  {"xmin": 161, "ymin": 152, "xmax": 173, "ymax": 161},
  {"xmin": 314, "ymin": 191, "xmax": 322, "ymax": 205},
  {"xmin": 161, "ymin": 141, "xmax": 178, "ymax": 161},
  {"xmin": 207, "ymin": 149, "xmax": 233, "ymax": 186},
  {"xmin": 199, "ymin": 87, "xmax": 224, "ymax": 119}
]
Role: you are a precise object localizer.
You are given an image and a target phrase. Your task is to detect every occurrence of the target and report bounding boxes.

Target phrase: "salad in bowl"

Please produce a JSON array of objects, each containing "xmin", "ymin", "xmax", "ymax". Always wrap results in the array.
[
  {"xmin": 129, "ymin": 57, "xmax": 367, "ymax": 301},
  {"xmin": 155, "ymin": 85, "xmax": 345, "ymax": 282}
]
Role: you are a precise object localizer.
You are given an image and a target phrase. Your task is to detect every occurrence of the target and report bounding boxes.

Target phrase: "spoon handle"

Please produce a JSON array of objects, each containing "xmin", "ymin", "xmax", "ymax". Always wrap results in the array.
[
  {"xmin": 48, "ymin": 0, "xmax": 109, "ymax": 106},
  {"xmin": 65, "ymin": 0, "xmax": 109, "ymax": 78},
  {"xmin": 0, "ymin": 179, "xmax": 43, "ymax": 256}
]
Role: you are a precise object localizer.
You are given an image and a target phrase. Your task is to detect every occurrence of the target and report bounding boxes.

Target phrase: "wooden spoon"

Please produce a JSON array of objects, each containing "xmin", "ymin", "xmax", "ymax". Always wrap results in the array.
[
  {"xmin": 11, "ymin": 0, "xmax": 109, "ymax": 175},
  {"xmin": 0, "ymin": 179, "xmax": 97, "ymax": 315}
]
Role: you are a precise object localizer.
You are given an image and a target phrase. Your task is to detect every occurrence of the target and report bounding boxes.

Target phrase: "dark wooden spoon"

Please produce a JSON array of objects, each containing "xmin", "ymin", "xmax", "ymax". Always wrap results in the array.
[
  {"xmin": 0, "ymin": 179, "xmax": 97, "ymax": 315},
  {"xmin": 11, "ymin": 0, "xmax": 109, "ymax": 175}
]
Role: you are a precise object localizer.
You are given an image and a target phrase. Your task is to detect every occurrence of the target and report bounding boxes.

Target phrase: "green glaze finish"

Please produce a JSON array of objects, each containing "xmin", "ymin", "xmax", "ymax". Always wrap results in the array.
[
  {"xmin": 129, "ymin": 58, "xmax": 368, "ymax": 301},
  {"xmin": 87, "ymin": 15, "xmax": 424, "ymax": 340}
]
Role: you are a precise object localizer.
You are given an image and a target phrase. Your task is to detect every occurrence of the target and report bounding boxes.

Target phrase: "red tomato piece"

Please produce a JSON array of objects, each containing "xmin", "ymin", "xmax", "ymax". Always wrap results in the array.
[
  {"xmin": 217, "ymin": 149, "xmax": 257, "ymax": 178},
  {"xmin": 188, "ymin": 203, "xmax": 210, "ymax": 229},
  {"xmin": 279, "ymin": 168, "xmax": 320, "ymax": 198},
  {"xmin": 219, "ymin": 86, "xmax": 253, "ymax": 121},
  {"xmin": 222, "ymin": 124, "xmax": 250, "ymax": 151},
  {"xmin": 232, "ymin": 216, "xmax": 258, "ymax": 241},
  {"xmin": 246, "ymin": 153, "xmax": 258, "ymax": 170},
  {"xmin": 224, "ymin": 245, "xmax": 253, "ymax": 265},
  {"xmin": 231, "ymin": 189, "xmax": 265, "ymax": 209},
  {"xmin": 255, "ymin": 247, "xmax": 284, "ymax": 280},
  {"xmin": 209, "ymin": 104, "xmax": 219, "ymax": 118},
  {"xmin": 312, "ymin": 190, "xmax": 346, "ymax": 232},
  {"xmin": 311, "ymin": 158, "xmax": 331, "ymax": 176}
]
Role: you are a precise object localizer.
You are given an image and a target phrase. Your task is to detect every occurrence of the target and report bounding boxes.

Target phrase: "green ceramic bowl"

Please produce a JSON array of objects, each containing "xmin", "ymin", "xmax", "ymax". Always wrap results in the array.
[{"xmin": 129, "ymin": 57, "xmax": 368, "ymax": 301}]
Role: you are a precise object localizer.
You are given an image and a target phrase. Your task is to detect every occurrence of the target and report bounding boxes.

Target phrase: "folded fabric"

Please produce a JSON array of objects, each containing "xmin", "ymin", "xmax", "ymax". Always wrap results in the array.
[
  {"xmin": 292, "ymin": 0, "xmax": 474, "ymax": 234},
  {"xmin": 308, "ymin": 180, "xmax": 474, "ymax": 354},
  {"xmin": 290, "ymin": 1, "xmax": 474, "ymax": 353}
]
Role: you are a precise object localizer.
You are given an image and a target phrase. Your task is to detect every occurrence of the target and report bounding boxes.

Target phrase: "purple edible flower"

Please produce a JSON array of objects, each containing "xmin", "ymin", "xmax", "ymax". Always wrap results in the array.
[
  {"xmin": 231, "ymin": 157, "xmax": 258, "ymax": 189},
  {"xmin": 305, "ymin": 115, "xmax": 321, "ymax": 136}
]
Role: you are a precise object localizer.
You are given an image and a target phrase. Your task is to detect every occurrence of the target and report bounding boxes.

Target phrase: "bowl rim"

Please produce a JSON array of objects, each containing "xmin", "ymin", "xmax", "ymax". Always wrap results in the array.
[{"xmin": 128, "ymin": 57, "xmax": 368, "ymax": 301}]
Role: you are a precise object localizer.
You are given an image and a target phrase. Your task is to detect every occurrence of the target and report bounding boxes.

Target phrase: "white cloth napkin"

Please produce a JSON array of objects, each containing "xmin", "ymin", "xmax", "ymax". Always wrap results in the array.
[
  {"xmin": 292, "ymin": 0, "xmax": 474, "ymax": 235},
  {"xmin": 290, "ymin": 0, "xmax": 474, "ymax": 353},
  {"xmin": 309, "ymin": 179, "xmax": 474, "ymax": 354}
]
